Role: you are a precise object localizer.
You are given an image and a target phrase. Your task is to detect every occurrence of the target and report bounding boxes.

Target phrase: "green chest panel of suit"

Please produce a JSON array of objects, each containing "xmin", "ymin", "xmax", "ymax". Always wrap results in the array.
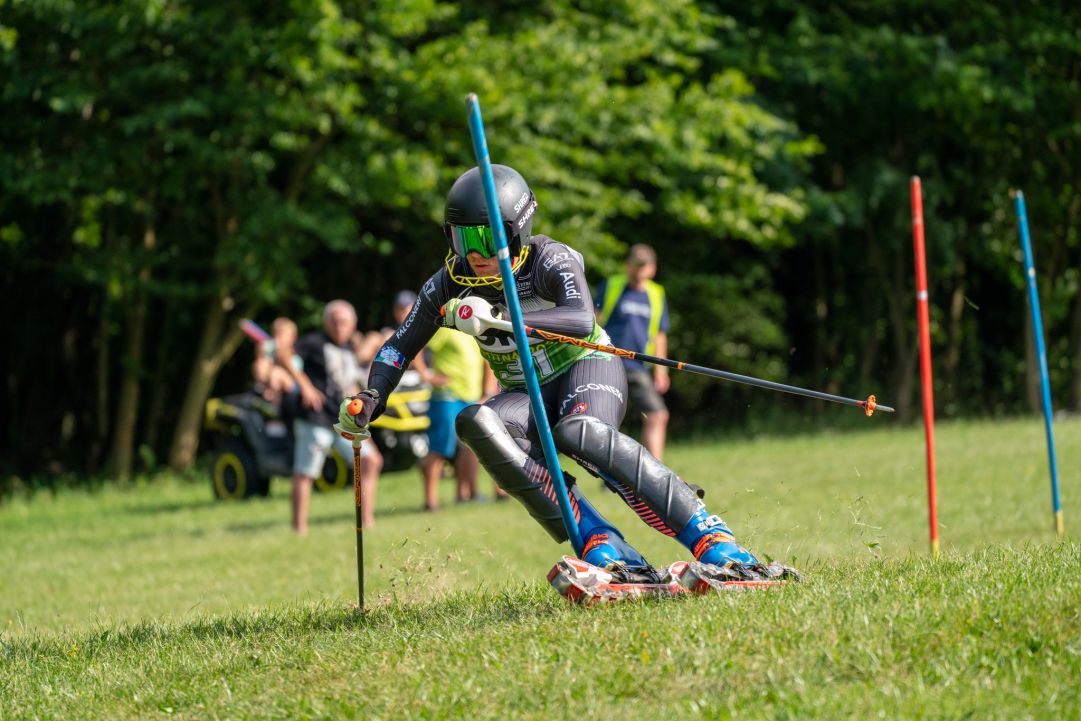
[{"xmin": 480, "ymin": 323, "xmax": 606, "ymax": 389}]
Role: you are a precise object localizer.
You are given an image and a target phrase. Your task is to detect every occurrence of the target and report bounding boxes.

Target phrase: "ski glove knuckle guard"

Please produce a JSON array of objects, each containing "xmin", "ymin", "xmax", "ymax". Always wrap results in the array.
[
  {"xmin": 338, "ymin": 389, "xmax": 380, "ymax": 432},
  {"xmin": 441, "ymin": 296, "xmax": 500, "ymax": 337}
]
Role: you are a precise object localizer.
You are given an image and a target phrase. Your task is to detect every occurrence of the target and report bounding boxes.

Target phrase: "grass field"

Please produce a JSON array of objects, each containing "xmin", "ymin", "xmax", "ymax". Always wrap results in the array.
[{"xmin": 3, "ymin": 417, "xmax": 1080, "ymax": 719}]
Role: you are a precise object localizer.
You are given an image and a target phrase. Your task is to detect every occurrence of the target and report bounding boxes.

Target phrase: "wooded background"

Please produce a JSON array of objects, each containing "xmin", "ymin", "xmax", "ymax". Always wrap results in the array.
[{"xmin": 2, "ymin": 0, "xmax": 1079, "ymax": 486}]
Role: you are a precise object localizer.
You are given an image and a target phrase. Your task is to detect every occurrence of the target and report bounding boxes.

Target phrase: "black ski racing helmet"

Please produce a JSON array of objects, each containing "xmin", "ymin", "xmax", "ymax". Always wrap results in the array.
[{"xmin": 443, "ymin": 164, "xmax": 537, "ymax": 259}]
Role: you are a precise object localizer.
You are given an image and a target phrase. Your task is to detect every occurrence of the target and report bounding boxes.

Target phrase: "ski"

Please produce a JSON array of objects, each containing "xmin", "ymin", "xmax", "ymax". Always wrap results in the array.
[{"xmin": 548, "ymin": 556, "xmax": 799, "ymax": 605}]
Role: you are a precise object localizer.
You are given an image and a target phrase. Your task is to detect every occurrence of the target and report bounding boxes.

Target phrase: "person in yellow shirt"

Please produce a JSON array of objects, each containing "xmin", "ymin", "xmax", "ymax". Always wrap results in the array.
[{"xmin": 415, "ymin": 324, "xmax": 498, "ymax": 510}]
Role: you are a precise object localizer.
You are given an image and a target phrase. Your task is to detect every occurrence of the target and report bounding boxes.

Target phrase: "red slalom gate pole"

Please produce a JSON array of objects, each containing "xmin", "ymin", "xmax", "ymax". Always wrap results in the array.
[{"xmin": 911, "ymin": 177, "xmax": 940, "ymax": 558}]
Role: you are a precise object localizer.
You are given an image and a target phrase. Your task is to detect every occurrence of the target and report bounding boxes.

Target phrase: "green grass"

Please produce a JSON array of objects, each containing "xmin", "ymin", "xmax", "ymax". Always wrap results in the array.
[{"xmin": 2, "ymin": 417, "xmax": 1080, "ymax": 719}]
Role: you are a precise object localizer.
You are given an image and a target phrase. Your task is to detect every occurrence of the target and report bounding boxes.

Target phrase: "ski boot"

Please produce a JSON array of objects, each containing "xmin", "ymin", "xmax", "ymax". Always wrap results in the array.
[
  {"xmin": 549, "ymin": 523, "xmax": 679, "ymax": 605},
  {"xmin": 580, "ymin": 526, "xmax": 662, "ymax": 585},
  {"xmin": 548, "ymin": 493, "xmax": 676, "ymax": 603},
  {"xmin": 674, "ymin": 507, "xmax": 800, "ymax": 592},
  {"xmin": 571, "ymin": 480, "xmax": 662, "ymax": 584}
]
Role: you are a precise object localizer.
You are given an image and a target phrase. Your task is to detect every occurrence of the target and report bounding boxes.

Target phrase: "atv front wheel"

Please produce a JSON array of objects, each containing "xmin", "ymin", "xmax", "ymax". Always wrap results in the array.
[
  {"xmin": 210, "ymin": 440, "xmax": 269, "ymax": 500},
  {"xmin": 313, "ymin": 447, "xmax": 350, "ymax": 492}
]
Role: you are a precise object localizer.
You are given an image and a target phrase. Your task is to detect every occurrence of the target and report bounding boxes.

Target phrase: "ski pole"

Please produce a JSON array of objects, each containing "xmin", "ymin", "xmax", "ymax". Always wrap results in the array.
[
  {"xmin": 335, "ymin": 402, "xmax": 370, "ymax": 610},
  {"xmin": 455, "ymin": 310, "xmax": 893, "ymax": 416}
]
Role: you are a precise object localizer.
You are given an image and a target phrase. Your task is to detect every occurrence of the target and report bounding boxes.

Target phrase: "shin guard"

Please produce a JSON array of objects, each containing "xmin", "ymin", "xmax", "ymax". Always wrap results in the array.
[
  {"xmin": 553, "ymin": 415, "xmax": 701, "ymax": 537},
  {"xmin": 455, "ymin": 404, "xmax": 570, "ymax": 542}
]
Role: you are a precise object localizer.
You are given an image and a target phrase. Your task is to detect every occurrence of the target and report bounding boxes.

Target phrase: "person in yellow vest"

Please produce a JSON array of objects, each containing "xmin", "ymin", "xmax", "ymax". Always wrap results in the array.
[{"xmin": 595, "ymin": 244, "xmax": 670, "ymax": 460}]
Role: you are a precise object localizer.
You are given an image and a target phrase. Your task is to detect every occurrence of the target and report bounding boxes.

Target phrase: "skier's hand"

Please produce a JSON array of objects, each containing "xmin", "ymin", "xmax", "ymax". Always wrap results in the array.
[
  {"xmin": 337, "ymin": 390, "xmax": 380, "ymax": 433},
  {"xmin": 441, "ymin": 296, "xmax": 506, "ymax": 336},
  {"xmin": 440, "ymin": 298, "xmax": 463, "ymax": 329}
]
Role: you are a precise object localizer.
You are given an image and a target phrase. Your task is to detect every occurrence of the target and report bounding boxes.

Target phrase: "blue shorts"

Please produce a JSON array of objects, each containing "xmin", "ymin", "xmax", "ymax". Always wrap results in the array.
[{"xmin": 428, "ymin": 397, "xmax": 472, "ymax": 460}]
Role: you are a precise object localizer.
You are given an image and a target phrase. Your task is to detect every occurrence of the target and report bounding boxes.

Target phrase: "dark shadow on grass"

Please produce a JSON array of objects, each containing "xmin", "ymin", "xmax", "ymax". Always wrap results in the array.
[
  {"xmin": 6, "ymin": 585, "xmax": 578, "ymax": 656},
  {"xmin": 120, "ymin": 497, "xmax": 224, "ymax": 515},
  {"xmin": 221, "ymin": 503, "xmax": 458, "ymax": 534},
  {"xmin": 221, "ymin": 519, "xmax": 284, "ymax": 534},
  {"xmin": 318, "ymin": 503, "xmax": 458, "ymax": 521}
]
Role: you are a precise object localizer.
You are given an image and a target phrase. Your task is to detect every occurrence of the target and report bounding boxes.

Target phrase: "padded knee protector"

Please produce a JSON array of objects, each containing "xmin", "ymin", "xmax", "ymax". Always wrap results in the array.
[
  {"xmin": 455, "ymin": 404, "xmax": 568, "ymax": 542},
  {"xmin": 553, "ymin": 414, "xmax": 701, "ymax": 536}
]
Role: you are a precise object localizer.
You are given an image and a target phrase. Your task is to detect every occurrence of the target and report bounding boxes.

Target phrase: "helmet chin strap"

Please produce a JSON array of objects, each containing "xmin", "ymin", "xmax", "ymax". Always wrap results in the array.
[{"xmin": 443, "ymin": 245, "xmax": 530, "ymax": 288}]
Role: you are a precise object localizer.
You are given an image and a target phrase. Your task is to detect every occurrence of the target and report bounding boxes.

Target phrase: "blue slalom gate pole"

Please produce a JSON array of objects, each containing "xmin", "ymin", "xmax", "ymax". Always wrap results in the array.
[
  {"xmin": 1013, "ymin": 190, "xmax": 1064, "ymax": 536},
  {"xmin": 465, "ymin": 94, "xmax": 584, "ymax": 554}
]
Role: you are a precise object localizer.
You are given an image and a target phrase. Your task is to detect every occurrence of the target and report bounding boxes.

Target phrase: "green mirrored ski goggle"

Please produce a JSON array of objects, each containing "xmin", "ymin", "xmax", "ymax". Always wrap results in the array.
[{"xmin": 447, "ymin": 224, "xmax": 497, "ymax": 258}]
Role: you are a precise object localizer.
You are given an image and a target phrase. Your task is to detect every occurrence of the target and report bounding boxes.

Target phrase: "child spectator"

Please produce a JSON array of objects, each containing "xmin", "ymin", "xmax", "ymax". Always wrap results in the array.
[{"xmin": 253, "ymin": 317, "xmax": 303, "ymax": 403}]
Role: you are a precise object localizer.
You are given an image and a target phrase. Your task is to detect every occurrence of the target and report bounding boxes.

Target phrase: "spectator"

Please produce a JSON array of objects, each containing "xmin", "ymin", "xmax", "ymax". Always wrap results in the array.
[
  {"xmin": 352, "ymin": 329, "xmax": 384, "ymax": 372},
  {"xmin": 252, "ymin": 317, "xmax": 302, "ymax": 403},
  {"xmin": 352, "ymin": 290, "xmax": 419, "ymax": 373},
  {"xmin": 595, "ymin": 243, "xmax": 671, "ymax": 460},
  {"xmin": 283, "ymin": 300, "xmax": 383, "ymax": 534},
  {"xmin": 413, "ymin": 323, "xmax": 500, "ymax": 510}
]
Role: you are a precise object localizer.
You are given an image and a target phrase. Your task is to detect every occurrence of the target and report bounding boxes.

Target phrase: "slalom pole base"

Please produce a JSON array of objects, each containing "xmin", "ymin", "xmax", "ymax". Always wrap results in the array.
[
  {"xmin": 1055, "ymin": 510, "xmax": 1065, "ymax": 536},
  {"xmin": 931, "ymin": 538, "xmax": 941, "ymax": 560}
]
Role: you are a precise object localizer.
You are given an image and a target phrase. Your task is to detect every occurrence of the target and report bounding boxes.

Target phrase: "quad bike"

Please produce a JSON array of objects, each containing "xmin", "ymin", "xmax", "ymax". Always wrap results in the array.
[{"xmin": 203, "ymin": 371, "xmax": 430, "ymax": 500}]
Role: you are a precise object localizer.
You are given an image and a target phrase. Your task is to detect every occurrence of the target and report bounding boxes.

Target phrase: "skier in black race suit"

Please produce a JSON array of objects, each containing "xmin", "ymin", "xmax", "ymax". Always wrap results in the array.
[{"xmin": 338, "ymin": 164, "xmax": 778, "ymax": 579}]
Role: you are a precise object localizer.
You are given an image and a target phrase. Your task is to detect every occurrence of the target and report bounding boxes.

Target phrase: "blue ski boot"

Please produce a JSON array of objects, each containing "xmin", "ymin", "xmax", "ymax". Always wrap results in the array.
[
  {"xmin": 581, "ymin": 527, "xmax": 649, "ymax": 569},
  {"xmin": 574, "ymin": 487, "xmax": 661, "ymax": 583},
  {"xmin": 676, "ymin": 506, "xmax": 760, "ymax": 567}
]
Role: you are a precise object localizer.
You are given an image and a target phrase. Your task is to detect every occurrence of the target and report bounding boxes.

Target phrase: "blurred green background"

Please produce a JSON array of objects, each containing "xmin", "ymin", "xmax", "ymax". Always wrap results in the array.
[{"xmin": 2, "ymin": 0, "xmax": 1079, "ymax": 487}]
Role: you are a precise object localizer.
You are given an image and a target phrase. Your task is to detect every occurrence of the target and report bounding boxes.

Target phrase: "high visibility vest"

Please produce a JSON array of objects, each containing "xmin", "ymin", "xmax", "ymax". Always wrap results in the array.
[{"xmin": 598, "ymin": 276, "xmax": 665, "ymax": 355}]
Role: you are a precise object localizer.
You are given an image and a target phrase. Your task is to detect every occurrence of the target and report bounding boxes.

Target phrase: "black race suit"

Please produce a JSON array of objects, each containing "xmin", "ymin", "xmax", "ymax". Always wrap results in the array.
[{"xmin": 367, "ymin": 236, "xmax": 702, "ymax": 544}]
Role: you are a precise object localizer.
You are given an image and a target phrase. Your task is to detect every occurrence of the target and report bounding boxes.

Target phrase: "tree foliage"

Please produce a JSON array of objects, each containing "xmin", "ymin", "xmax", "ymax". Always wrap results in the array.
[
  {"xmin": 1, "ymin": 0, "xmax": 1078, "ymax": 485},
  {"xmin": 709, "ymin": 0, "xmax": 1081, "ymax": 419}
]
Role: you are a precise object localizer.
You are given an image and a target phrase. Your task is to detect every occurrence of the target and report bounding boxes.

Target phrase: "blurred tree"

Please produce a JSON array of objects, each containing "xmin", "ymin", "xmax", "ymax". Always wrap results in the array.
[
  {"xmin": 338, "ymin": 0, "xmax": 814, "ymax": 426},
  {"xmin": 0, "ymin": 0, "xmax": 810, "ymax": 480},
  {"xmin": 709, "ymin": 0, "xmax": 1081, "ymax": 419},
  {"xmin": 7, "ymin": 0, "xmax": 1076, "ymax": 485}
]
